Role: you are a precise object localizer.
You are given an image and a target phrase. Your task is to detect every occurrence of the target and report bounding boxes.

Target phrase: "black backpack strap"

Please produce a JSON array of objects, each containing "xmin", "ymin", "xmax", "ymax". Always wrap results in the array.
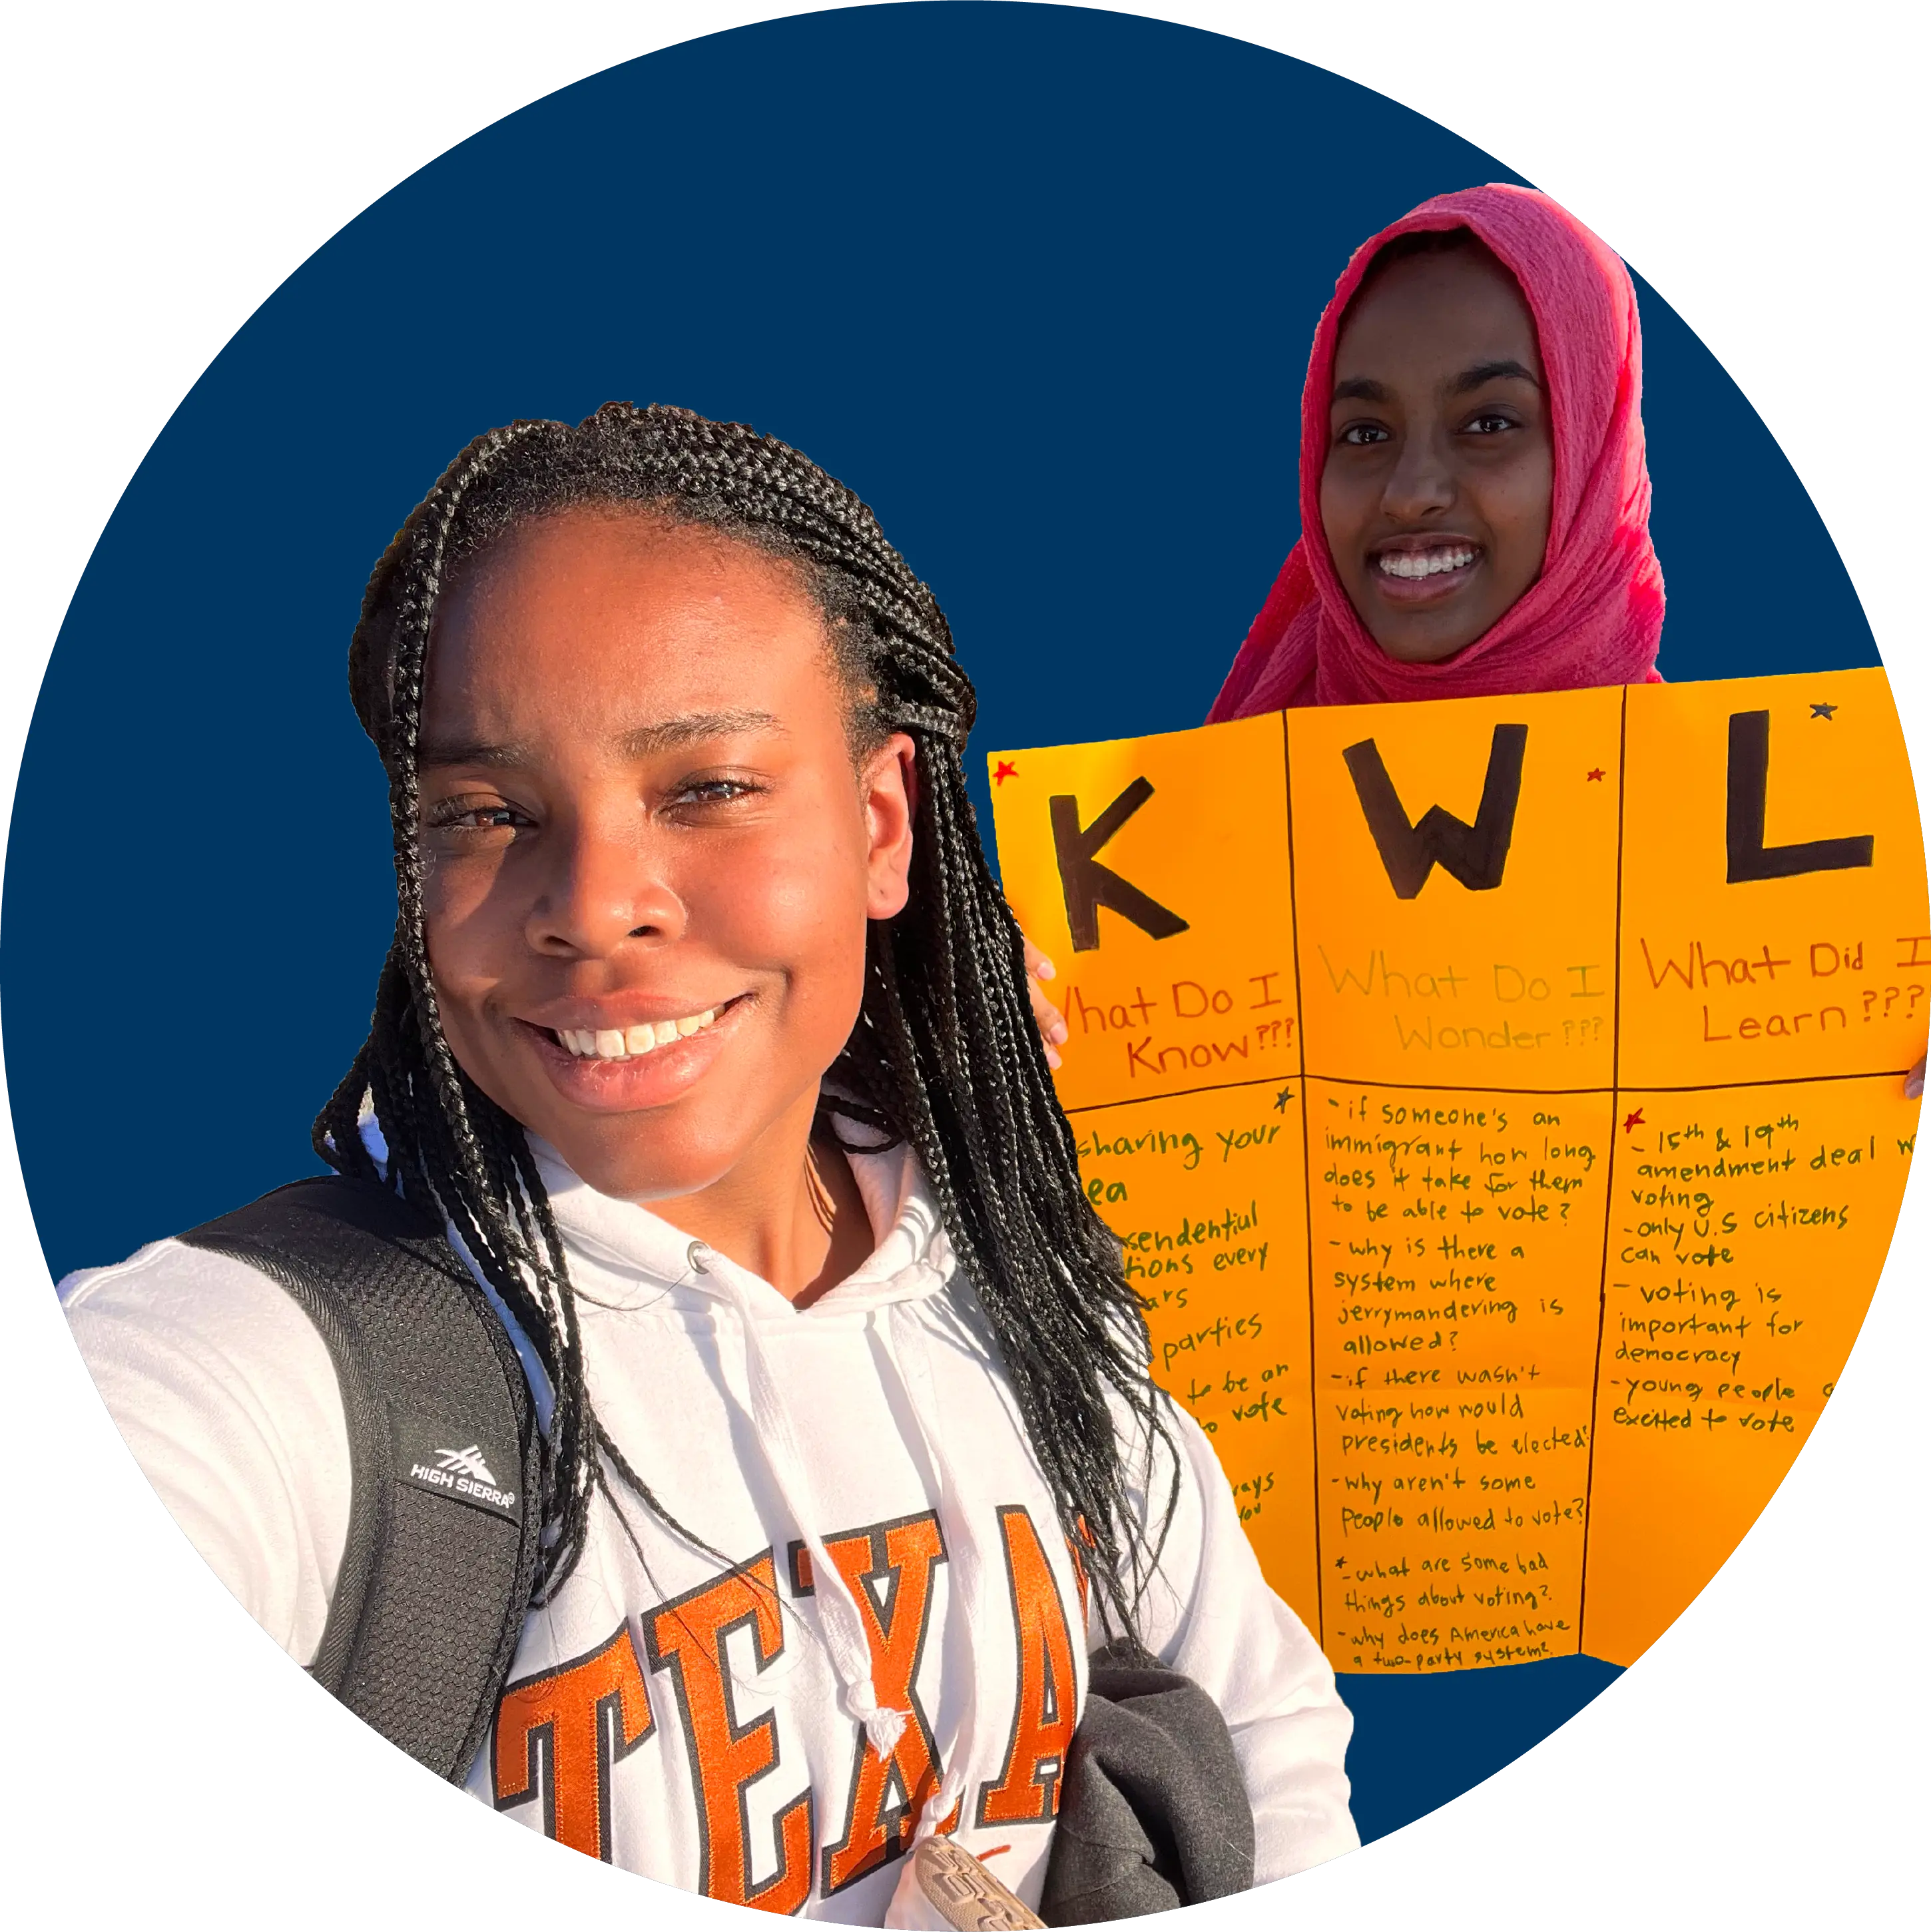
[{"xmin": 180, "ymin": 1173, "xmax": 541, "ymax": 1784}]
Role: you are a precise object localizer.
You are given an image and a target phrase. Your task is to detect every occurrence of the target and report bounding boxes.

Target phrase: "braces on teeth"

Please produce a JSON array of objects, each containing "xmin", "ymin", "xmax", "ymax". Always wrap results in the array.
[{"xmin": 557, "ymin": 1008, "xmax": 721, "ymax": 1060}]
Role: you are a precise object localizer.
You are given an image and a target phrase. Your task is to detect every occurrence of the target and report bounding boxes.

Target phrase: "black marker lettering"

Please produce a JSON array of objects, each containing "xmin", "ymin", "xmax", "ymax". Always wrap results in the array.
[
  {"xmin": 1049, "ymin": 779, "xmax": 1190, "ymax": 952},
  {"xmin": 1344, "ymin": 725, "xmax": 1528, "ymax": 900},
  {"xmin": 1725, "ymin": 710, "xmax": 1874, "ymax": 882}
]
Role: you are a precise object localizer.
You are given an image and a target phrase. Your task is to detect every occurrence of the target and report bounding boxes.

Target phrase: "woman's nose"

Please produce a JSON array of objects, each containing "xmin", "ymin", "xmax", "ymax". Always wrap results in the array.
[
  {"xmin": 525, "ymin": 822, "xmax": 685, "ymax": 957},
  {"xmin": 1382, "ymin": 428, "xmax": 1456, "ymax": 523}
]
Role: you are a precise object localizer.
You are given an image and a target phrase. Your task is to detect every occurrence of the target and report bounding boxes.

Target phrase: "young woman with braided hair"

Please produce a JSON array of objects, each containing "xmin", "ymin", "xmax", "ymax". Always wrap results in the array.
[{"xmin": 63, "ymin": 402, "xmax": 1356, "ymax": 1921}]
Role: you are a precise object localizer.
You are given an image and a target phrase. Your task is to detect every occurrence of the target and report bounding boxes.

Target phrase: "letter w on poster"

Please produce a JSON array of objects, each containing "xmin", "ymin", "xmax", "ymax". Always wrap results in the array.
[{"xmin": 989, "ymin": 670, "xmax": 1925, "ymax": 1674}]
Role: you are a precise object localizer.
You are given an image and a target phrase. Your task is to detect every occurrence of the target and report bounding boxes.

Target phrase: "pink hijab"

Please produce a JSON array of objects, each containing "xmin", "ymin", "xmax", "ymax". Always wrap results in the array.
[{"xmin": 1207, "ymin": 184, "xmax": 1664, "ymax": 718}]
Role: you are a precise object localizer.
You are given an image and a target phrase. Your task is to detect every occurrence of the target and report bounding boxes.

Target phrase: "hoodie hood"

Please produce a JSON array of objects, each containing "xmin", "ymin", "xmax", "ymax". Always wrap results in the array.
[{"xmin": 526, "ymin": 1132, "xmax": 958, "ymax": 1324}]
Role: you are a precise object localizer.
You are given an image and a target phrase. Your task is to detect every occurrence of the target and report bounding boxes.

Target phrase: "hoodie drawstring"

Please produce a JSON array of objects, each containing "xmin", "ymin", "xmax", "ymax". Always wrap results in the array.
[
  {"xmin": 708, "ymin": 1254, "xmax": 908, "ymax": 1764},
  {"xmin": 886, "ymin": 1300, "xmax": 992, "ymax": 1843}
]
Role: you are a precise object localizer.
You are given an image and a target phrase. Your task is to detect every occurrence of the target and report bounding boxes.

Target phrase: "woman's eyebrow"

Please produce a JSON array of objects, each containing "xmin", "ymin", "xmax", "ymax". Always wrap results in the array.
[
  {"xmin": 1331, "ymin": 376, "xmax": 1391, "ymax": 404},
  {"xmin": 1452, "ymin": 358, "xmax": 1541, "ymax": 393},
  {"xmin": 419, "ymin": 736, "xmax": 533, "ymax": 770},
  {"xmin": 418, "ymin": 710, "xmax": 785, "ymax": 770},
  {"xmin": 615, "ymin": 709, "xmax": 786, "ymax": 756}
]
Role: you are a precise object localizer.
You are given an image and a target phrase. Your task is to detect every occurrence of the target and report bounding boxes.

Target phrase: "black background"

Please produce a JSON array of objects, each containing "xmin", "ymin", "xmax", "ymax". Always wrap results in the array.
[{"xmin": 19, "ymin": 7, "xmax": 1915, "ymax": 1909}]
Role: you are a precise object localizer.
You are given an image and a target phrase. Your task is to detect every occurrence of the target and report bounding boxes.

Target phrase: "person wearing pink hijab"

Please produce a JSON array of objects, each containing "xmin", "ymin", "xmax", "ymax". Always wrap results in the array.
[
  {"xmin": 1026, "ymin": 183, "xmax": 1663, "ymax": 1060},
  {"xmin": 1208, "ymin": 182, "xmax": 1664, "ymax": 718}
]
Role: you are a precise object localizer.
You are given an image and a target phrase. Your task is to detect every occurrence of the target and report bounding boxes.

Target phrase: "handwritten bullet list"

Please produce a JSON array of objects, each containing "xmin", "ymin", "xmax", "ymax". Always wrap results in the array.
[{"xmin": 993, "ymin": 669, "xmax": 1925, "ymax": 1673}]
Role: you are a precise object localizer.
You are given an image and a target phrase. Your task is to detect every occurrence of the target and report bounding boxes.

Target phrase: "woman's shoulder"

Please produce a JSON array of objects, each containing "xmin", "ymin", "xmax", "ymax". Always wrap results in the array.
[
  {"xmin": 1113, "ymin": 1385, "xmax": 1228, "ymax": 1517},
  {"xmin": 62, "ymin": 1233, "xmax": 347, "ymax": 1467},
  {"xmin": 60, "ymin": 1172, "xmax": 456, "ymax": 1379},
  {"xmin": 61, "ymin": 1232, "xmax": 352, "ymax": 1664},
  {"xmin": 1102, "ymin": 1388, "xmax": 1270, "ymax": 1620},
  {"xmin": 63, "ymin": 1231, "xmax": 328, "ymax": 1350}
]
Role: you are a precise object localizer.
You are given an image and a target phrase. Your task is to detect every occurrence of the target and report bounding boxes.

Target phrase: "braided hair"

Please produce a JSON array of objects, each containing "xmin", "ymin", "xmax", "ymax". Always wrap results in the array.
[{"xmin": 316, "ymin": 402, "xmax": 1178, "ymax": 1637}]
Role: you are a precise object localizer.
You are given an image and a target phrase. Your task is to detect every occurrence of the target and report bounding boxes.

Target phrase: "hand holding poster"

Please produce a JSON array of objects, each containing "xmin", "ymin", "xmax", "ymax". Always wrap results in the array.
[{"xmin": 989, "ymin": 668, "xmax": 1924, "ymax": 1674}]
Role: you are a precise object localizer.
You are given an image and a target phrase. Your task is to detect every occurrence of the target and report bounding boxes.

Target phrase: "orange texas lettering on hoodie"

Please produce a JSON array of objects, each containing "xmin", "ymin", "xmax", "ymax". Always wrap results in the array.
[{"xmin": 63, "ymin": 1129, "xmax": 1358, "ymax": 1922}]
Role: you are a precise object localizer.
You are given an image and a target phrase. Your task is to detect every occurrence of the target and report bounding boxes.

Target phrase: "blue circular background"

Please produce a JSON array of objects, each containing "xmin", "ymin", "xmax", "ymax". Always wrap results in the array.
[{"xmin": 7, "ymin": 1, "xmax": 1878, "ymax": 1853}]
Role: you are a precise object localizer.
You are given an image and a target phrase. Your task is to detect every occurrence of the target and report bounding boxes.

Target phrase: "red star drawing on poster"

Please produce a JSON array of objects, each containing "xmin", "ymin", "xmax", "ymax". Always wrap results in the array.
[
  {"xmin": 1623, "ymin": 1108, "xmax": 1645, "ymax": 1133},
  {"xmin": 993, "ymin": 760, "xmax": 1018, "ymax": 785},
  {"xmin": 1586, "ymin": 767, "xmax": 1605, "ymax": 781}
]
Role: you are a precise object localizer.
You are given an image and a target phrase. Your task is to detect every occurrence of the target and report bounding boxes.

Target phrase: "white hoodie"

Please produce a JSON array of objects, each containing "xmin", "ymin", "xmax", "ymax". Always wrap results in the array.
[{"xmin": 63, "ymin": 1135, "xmax": 1356, "ymax": 1921}]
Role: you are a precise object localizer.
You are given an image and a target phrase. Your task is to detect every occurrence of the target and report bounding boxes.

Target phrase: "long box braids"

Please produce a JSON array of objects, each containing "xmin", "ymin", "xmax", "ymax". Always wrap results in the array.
[{"xmin": 316, "ymin": 403, "xmax": 1179, "ymax": 1638}]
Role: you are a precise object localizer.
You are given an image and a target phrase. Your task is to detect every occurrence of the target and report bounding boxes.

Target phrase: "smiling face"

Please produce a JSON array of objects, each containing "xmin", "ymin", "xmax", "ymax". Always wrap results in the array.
[
  {"xmin": 1318, "ymin": 242, "xmax": 1554, "ymax": 665},
  {"xmin": 415, "ymin": 507, "xmax": 915, "ymax": 1205}
]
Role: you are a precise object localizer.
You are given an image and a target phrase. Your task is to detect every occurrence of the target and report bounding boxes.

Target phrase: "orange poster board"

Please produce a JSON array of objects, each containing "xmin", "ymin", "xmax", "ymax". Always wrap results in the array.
[{"xmin": 988, "ymin": 669, "xmax": 1924, "ymax": 1674}]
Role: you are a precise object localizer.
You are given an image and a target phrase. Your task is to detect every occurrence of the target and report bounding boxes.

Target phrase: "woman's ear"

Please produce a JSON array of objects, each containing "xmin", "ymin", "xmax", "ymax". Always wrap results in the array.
[{"xmin": 862, "ymin": 732, "xmax": 918, "ymax": 920}]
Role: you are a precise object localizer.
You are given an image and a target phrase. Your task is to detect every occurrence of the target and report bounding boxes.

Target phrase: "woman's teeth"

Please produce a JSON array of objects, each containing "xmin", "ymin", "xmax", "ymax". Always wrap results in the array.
[
  {"xmin": 556, "ymin": 1008, "xmax": 721, "ymax": 1060},
  {"xmin": 1376, "ymin": 545, "xmax": 1477, "ymax": 579}
]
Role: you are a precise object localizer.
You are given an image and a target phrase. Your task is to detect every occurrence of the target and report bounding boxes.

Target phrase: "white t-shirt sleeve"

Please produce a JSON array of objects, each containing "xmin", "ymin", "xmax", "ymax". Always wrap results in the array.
[
  {"xmin": 61, "ymin": 1237, "xmax": 352, "ymax": 1667},
  {"xmin": 1119, "ymin": 1403, "xmax": 1360, "ymax": 1883}
]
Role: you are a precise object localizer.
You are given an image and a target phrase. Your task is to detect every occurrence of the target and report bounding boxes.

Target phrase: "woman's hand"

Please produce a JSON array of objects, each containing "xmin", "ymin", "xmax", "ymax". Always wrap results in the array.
[
  {"xmin": 1908, "ymin": 1054, "xmax": 1925, "ymax": 1101},
  {"xmin": 1023, "ymin": 935, "xmax": 1069, "ymax": 1070}
]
